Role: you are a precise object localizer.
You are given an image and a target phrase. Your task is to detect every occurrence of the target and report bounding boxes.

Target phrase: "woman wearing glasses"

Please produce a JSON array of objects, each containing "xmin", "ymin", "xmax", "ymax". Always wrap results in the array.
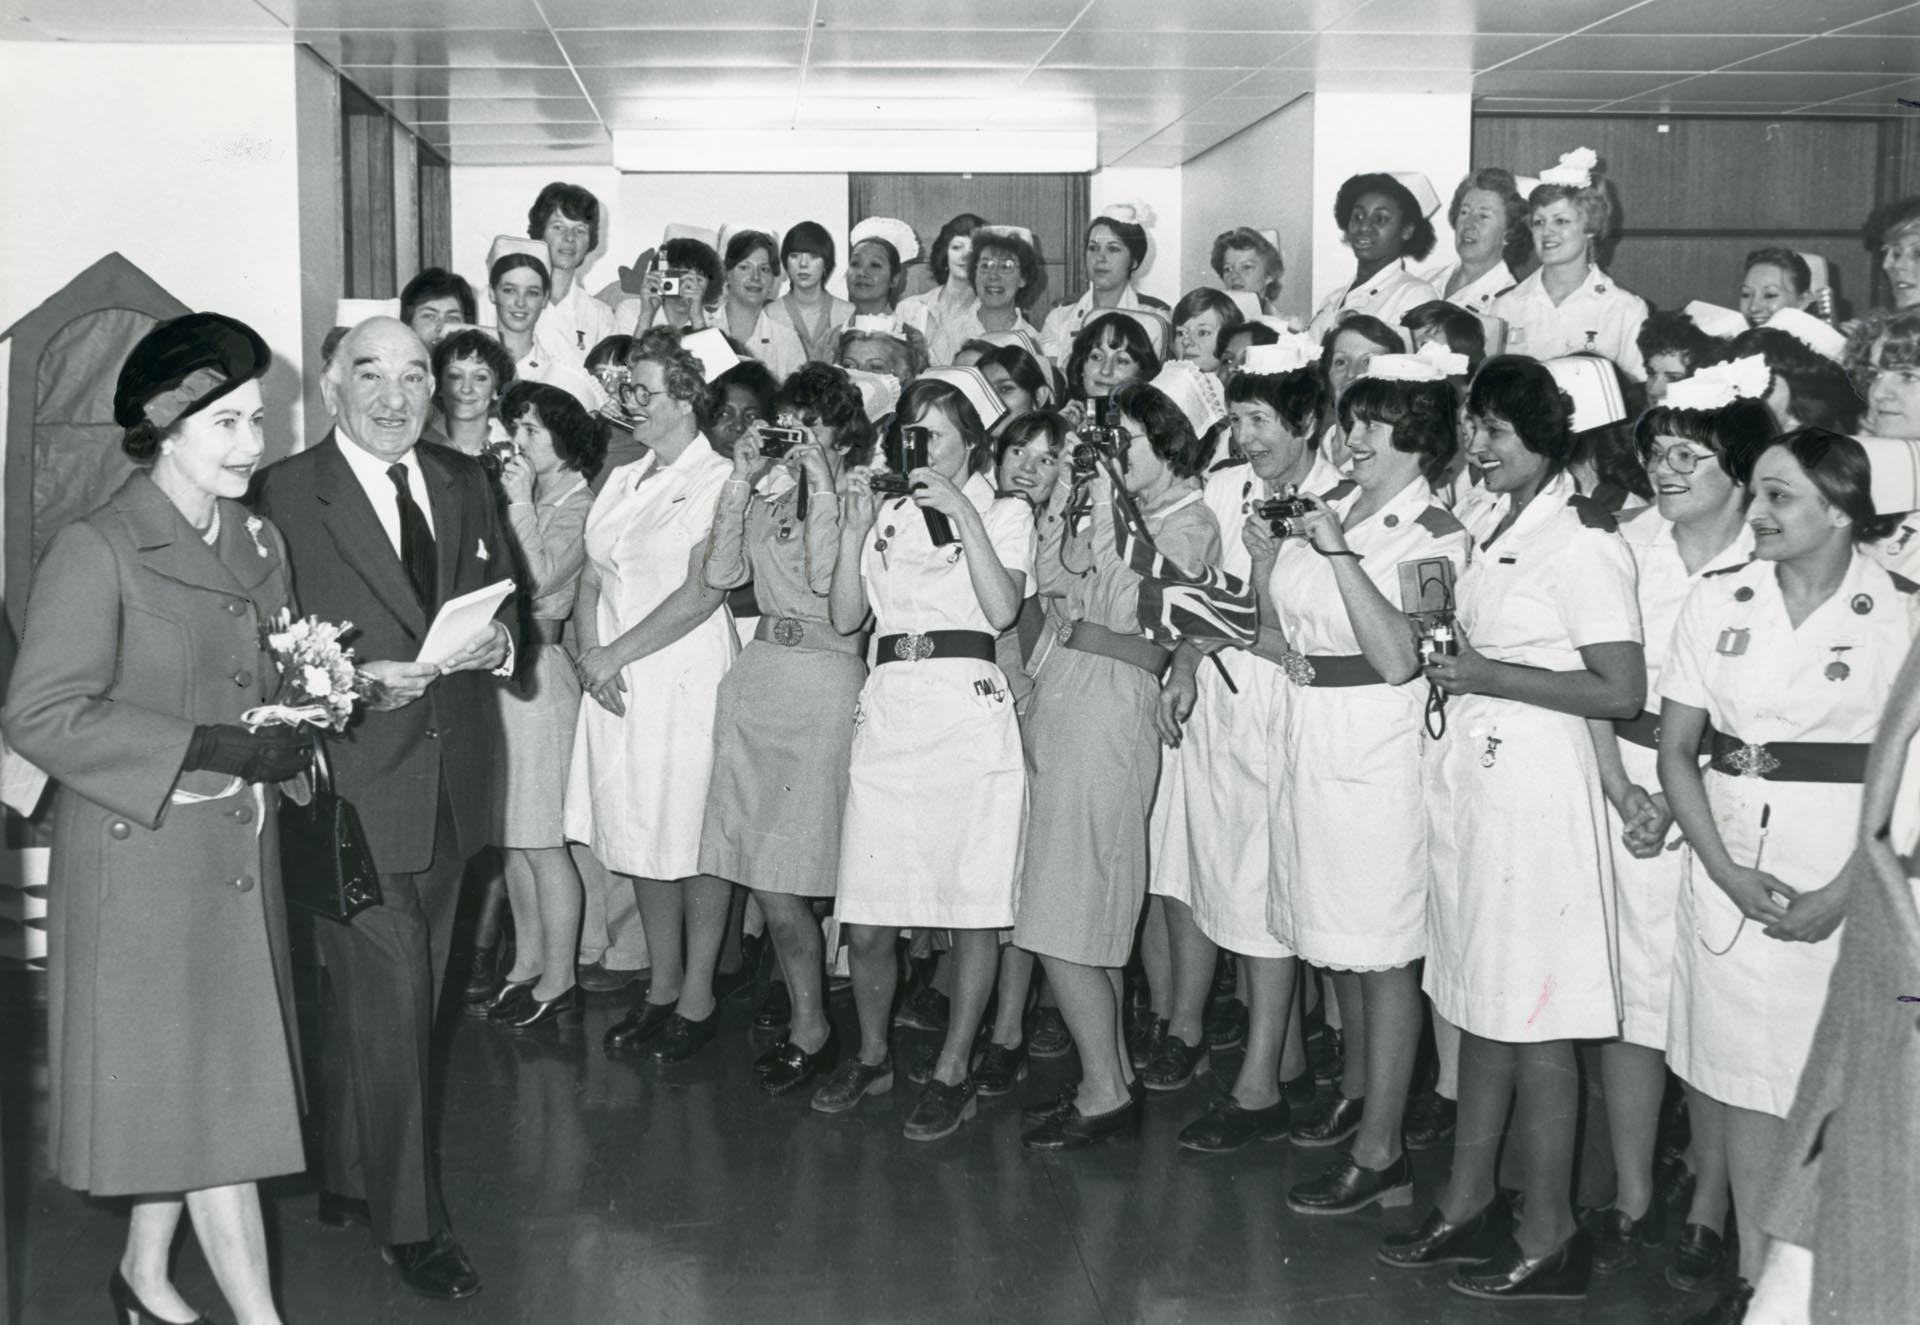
[{"xmin": 928, "ymin": 227, "xmax": 1046, "ymax": 367}]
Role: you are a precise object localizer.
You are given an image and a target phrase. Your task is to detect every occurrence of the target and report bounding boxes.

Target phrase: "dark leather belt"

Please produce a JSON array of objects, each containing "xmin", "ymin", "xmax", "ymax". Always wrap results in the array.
[
  {"xmin": 1614, "ymin": 708, "xmax": 1715, "ymax": 755},
  {"xmin": 875, "ymin": 630, "xmax": 996, "ymax": 665},
  {"xmin": 1058, "ymin": 620, "xmax": 1171, "ymax": 680},
  {"xmin": 530, "ymin": 618, "xmax": 566, "ymax": 645},
  {"xmin": 753, "ymin": 614, "xmax": 866, "ymax": 656},
  {"xmin": 1300, "ymin": 653, "xmax": 1384, "ymax": 688},
  {"xmin": 1707, "ymin": 731, "xmax": 1868, "ymax": 783}
]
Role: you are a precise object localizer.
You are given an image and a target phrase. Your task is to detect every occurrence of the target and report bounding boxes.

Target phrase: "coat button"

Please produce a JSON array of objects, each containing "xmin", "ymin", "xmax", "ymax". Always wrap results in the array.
[
  {"xmin": 230, "ymin": 803, "xmax": 255, "ymax": 824},
  {"xmin": 232, "ymin": 670, "xmax": 253, "ymax": 687},
  {"xmin": 109, "ymin": 820, "xmax": 131, "ymax": 839},
  {"xmin": 229, "ymin": 874, "xmax": 255, "ymax": 893},
  {"xmin": 227, "ymin": 601, "xmax": 247, "ymax": 616}
]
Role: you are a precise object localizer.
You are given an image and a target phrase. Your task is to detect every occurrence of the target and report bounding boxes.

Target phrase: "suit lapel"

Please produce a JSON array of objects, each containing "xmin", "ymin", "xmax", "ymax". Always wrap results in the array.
[
  {"xmin": 419, "ymin": 444, "xmax": 464, "ymax": 609},
  {"xmin": 312, "ymin": 435, "xmax": 429, "ymax": 637},
  {"xmin": 115, "ymin": 472, "xmax": 250, "ymax": 599}
]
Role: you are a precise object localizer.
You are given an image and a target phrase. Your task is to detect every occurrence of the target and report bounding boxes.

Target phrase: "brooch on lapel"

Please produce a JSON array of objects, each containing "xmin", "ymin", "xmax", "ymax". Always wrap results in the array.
[
  {"xmin": 475, "ymin": 539, "xmax": 489, "ymax": 562},
  {"xmin": 244, "ymin": 516, "xmax": 270, "ymax": 559}
]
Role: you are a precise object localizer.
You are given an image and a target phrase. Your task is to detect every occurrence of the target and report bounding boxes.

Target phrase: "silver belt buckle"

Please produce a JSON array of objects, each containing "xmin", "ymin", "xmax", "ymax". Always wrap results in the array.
[
  {"xmin": 1056, "ymin": 619, "xmax": 1075, "ymax": 646},
  {"xmin": 893, "ymin": 632, "xmax": 934, "ymax": 662},
  {"xmin": 1280, "ymin": 649, "xmax": 1317, "ymax": 687},
  {"xmin": 771, "ymin": 617, "xmax": 804, "ymax": 647},
  {"xmin": 1724, "ymin": 742, "xmax": 1780, "ymax": 778}
]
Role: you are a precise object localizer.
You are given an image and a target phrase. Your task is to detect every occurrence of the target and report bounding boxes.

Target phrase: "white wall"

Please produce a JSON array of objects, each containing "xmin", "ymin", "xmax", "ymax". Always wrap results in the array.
[
  {"xmin": 1089, "ymin": 166, "xmax": 1183, "ymax": 307},
  {"xmin": 450, "ymin": 166, "xmax": 853, "ymax": 314},
  {"xmin": 1308, "ymin": 91, "xmax": 1474, "ymax": 308},
  {"xmin": 1181, "ymin": 98, "xmax": 1317, "ymax": 326},
  {"xmin": 0, "ymin": 42, "xmax": 312, "ymax": 452}
]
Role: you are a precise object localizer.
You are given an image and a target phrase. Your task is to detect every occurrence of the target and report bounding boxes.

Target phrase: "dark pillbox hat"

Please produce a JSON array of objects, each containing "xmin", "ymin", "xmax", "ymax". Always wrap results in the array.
[{"xmin": 113, "ymin": 312, "xmax": 270, "ymax": 431}]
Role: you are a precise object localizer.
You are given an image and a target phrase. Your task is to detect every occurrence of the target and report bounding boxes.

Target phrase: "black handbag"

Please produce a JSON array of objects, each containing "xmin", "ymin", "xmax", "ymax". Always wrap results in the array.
[{"xmin": 278, "ymin": 729, "xmax": 382, "ymax": 923}]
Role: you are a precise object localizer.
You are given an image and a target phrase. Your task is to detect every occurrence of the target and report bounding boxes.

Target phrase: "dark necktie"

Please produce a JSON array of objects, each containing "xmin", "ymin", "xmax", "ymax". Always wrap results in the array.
[{"xmin": 387, "ymin": 462, "xmax": 437, "ymax": 606}]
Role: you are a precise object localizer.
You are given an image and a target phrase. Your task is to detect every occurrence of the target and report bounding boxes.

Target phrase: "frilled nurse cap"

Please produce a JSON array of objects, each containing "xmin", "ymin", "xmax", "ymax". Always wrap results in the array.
[
  {"xmin": 1857, "ymin": 436, "xmax": 1920, "ymax": 517},
  {"xmin": 113, "ymin": 312, "xmax": 271, "ymax": 432},
  {"xmin": 1542, "ymin": 354, "xmax": 1628, "ymax": 433},
  {"xmin": 918, "ymin": 365, "xmax": 1009, "ymax": 431}
]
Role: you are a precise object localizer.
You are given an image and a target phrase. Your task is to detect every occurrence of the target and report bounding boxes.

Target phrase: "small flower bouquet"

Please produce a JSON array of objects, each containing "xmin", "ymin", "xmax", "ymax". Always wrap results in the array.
[{"xmin": 243, "ymin": 610, "xmax": 377, "ymax": 732}]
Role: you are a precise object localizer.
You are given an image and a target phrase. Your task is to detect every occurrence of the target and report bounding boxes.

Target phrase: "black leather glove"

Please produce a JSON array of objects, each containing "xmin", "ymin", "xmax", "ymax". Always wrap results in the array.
[{"xmin": 182, "ymin": 723, "xmax": 314, "ymax": 783}]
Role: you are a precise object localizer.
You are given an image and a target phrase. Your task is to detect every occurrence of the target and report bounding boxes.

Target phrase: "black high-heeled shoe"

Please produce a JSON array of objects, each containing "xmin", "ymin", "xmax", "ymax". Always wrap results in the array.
[
  {"xmin": 504, "ymin": 984, "xmax": 582, "ymax": 1031},
  {"xmin": 481, "ymin": 975, "xmax": 538, "ymax": 1022},
  {"xmin": 109, "ymin": 1269, "xmax": 211, "ymax": 1324}
]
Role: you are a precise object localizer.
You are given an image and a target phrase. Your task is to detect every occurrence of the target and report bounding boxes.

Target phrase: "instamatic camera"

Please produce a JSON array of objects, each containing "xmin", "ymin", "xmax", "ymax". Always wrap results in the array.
[{"xmin": 1254, "ymin": 492, "xmax": 1315, "ymax": 538}]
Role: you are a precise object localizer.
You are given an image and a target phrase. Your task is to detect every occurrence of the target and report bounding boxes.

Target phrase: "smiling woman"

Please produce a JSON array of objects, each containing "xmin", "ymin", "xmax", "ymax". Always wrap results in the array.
[{"xmin": 1307, "ymin": 173, "xmax": 1442, "ymax": 344}]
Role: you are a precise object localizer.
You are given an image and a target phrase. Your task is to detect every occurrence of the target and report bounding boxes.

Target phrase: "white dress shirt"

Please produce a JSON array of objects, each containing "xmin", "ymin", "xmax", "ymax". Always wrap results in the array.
[
  {"xmin": 1491, "ymin": 265, "xmax": 1649, "ymax": 383},
  {"xmin": 535, "ymin": 278, "xmax": 620, "ymax": 372},
  {"xmin": 336, "ymin": 428, "xmax": 434, "ymax": 555},
  {"xmin": 1307, "ymin": 259, "xmax": 1441, "ymax": 343}
]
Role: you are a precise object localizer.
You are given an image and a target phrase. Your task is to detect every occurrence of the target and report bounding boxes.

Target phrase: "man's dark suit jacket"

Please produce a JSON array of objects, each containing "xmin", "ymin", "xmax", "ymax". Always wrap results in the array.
[{"xmin": 253, "ymin": 432, "xmax": 518, "ymax": 874}]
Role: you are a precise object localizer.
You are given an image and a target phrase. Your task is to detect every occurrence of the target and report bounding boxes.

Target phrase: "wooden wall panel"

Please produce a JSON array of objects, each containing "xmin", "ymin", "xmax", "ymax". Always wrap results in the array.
[
  {"xmin": 418, "ymin": 146, "xmax": 452, "ymax": 272},
  {"xmin": 1473, "ymin": 114, "xmax": 1892, "ymax": 318}
]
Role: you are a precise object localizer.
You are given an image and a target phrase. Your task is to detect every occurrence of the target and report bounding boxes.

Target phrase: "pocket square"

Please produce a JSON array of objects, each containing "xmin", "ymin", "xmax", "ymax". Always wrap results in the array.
[{"xmin": 476, "ymin": 539, "xmax": 489, "ymax": 562}]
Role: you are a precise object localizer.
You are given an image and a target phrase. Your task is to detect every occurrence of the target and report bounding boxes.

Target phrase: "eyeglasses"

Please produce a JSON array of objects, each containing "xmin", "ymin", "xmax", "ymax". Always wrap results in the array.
[
  {"xmin": 1640, "ymin": 442, "xmax": 1714, "ymax": 475},
  {"xmin": 619, "ymin": 381, "xmax": 667, "ymax": 408},
  {"xmin": 976, "ymin": 257, "xmax": 1021, "ymax": 274}
]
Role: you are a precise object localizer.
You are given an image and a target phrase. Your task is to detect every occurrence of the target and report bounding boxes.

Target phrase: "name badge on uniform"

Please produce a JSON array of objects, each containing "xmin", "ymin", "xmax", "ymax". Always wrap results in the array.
[{"xmin": 1715, "ymin": 627, "xmax": 1750, "ymax": 657}]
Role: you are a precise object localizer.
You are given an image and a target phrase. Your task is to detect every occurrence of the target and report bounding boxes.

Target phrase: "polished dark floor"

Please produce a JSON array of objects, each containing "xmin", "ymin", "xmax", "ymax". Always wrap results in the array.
[{"xmin": 4, "ymin": 973, "xmax": 1709, "ymax": 1324}]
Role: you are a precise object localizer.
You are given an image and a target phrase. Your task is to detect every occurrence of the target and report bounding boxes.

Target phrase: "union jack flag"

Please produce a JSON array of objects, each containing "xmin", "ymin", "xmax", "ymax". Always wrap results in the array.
[{"xmin": 1110, "ymin": 489, "xmax": 1259, "ymax": 648}]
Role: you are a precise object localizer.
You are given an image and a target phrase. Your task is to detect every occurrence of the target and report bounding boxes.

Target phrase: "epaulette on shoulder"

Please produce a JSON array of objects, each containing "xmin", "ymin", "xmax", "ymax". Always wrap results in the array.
[
  {"xmin": 1415, "ymin": 505, "xmax": 1466, "ymax": 538},
  {"xmin": 1701, "ymin": 561, "xmax": 1754, "ymax": 580},
  {"xmin": 1208, "ymin": 455, "xmax": 1249, "ymax": 473},
  {"xmin": 1890, "ymin": 571, "xmax": 1919, "ymax": 596},
  {"xmin": 1321, "ymin": 478, "xmax": 1358, "ymax": 503},
  {"xmin": 1567, "ymin": 492, "xmax": 1618, "ymax": 533}
]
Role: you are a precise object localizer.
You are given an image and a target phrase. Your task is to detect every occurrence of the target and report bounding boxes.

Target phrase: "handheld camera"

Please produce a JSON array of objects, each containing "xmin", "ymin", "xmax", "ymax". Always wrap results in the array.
[{"xmin": 1255, "ymin": 491, "xmax": 1315, "ymax": 538}]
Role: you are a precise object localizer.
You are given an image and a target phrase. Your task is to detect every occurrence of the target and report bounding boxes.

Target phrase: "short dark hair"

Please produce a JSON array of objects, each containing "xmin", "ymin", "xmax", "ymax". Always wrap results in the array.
[
  {"xmin": 776, "ymin": 361, "xmax": 873, "ymax": 463},
  {"xmin": 1066, "ymin": 312, "xmax": 1163, "ymax": 403},
  {"xmin": 1447, "ymin": 168, "xmax": 1533, "ymax": 270},
  {"xmin": 1744, "ymin": 246, "xmax": 1812, "ymax": 295},
  {"xmin": 1087, "ymin": 215, "xmax": 1149, "ymax": 273},
  {"xmin": 723, "ymin": 229, "xmax": 780, "ymax": 273},
  {"xmin": 1864, "ymin": 195, "xmax": 1920, "ymax": 252},
  {"xmin": 586, "ymin": 334, "xmax": 634, "ymax": 375},
  {"xmin": 1401, "ymin": 300, "xmax": 1486, "ymax": 374},
  {"xmin": 1639, "ymin": 310, "xmax": 1725, "ymax": 370},
  {"xmin": 890, "ymin": 377, "xmax": 993, "ymax": 476},
  {"xmin": 499, "ymin": 381, "xmax": 608, "ymax": 481},
  {"xmin": 971, "ymin": 229, "xmax": 1044, "ymax": 304},
  {"xmin": 1467, "ymin": 355, "xmax": 1577, "ymax": 479},
  {"xmin": 1319, "ymin": 313, "xmax": 1406, "ymax": 381},
  {"xmin": 1225, "ymin": 365, "xmax": 1325, "ymax": 439},
  {"xmin": 401, "ymin": 267, "xmax": 477, "ymax": 326},
  {"xmin": 528, "ymin": 181, "xmax": 601, "ymax": 252},
  {"xmin": 1338, "ymin": 376, "xmax": 1459, "ymax": 484},
  {"xmin": 781, "ymin": 221, "xmax": 837, "ymax": 280},
  {"xmin": 712, "ymin": 358, "xmax": 779, "ymax": 421},
  {"xmin": 1334, "ymin": 173, "xmax": 1437, "ymax": 263},
  {"xmin": 1209, "ymin": 227, "xmax": 1284, "ymax": 302},
  {"xmin": 1171, "ymin": 287, "xmax": 1245, "ymax": 336},
  {"xmin": 1111, "ymin": 382, "xmax": 1207, "ymax": 480},
  {"xmin": 994, "ymin": 410, "xmax": 1071, "ymax": 468},
  {"xmin": 661, "ymin": 238, "xmax": 723, "ymax": 302},
  {"xmin": 489, "ymin": 253, "xmax": 548, "ymax": 293},
  {"xmin": 1730, "ymin": 326, "xmax": 1865, "ymax": 434},
  {"xmin": 1224, "ymin": 321, "xmax": 1281, "ymax": 355},
  {"xmin": 432, "ymin": 328, "xmax": 515, "ymax": 394},
  {"xmin": 1633, "ymin": 396, "xmax": 1776, "ymax": 486},
  {"xmin": 928, "ymin": 213, "xmax": 986, "ymax": 285},
  {"xmin": 1759, "ymin": 427, "xmax": 1899, "ymax": 543},
  {"xmin": 980, "ymin": 343, "xmax": 1057, "ymax": 409}
]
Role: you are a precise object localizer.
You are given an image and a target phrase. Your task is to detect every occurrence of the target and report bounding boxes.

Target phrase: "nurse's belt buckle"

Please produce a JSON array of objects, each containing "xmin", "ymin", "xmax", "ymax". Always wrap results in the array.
[
  {"xmin": 1056, "ymin": 618, "xmax": 1075, "ymax": 646},
  {"xmin": 893, "ymin": 632, "xmax": 935, "ymax": 662},
  {"xmin": 771, "ymin": 617, "xmax": 805, "ymax": 647},
  {"xmin": 1724, "ymin": 742, "xmax": 1781, "ymax": 778},
  {"xmin": 1280, "ymin": 650, "xmax": 1316, "ymax": 687}
]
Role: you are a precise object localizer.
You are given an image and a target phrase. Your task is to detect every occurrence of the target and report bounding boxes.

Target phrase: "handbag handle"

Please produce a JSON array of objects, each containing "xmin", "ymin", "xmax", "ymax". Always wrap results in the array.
[{"xmin": 306, "ymin": 727, "xmax": 336, "ymax": 799}]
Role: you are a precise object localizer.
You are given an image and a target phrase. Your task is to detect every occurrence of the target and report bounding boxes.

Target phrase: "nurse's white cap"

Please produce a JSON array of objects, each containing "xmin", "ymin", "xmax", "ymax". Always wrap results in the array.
[
  {"xmin": 1683, "ymin": 300, "xmax": 1750, "ymax": 341},
  {"xmin": 1365, "ymin": 340, "xmax": 1469, "ymax": 383},
  {"xmin": 662, "ymin": 223, "xmax": 720, "ymax": 251},
  {"xmin": 487, "ymin": 235, "xmax": 551, "ymax": 275},
  {"xmin": 845, "ymin": 314, "xmax": 912, "ymax": 343},
  {"xmin": 680, "ymin": 328, "xmax": 743, "ymax": 384},
  {"xmin": 1389, "ymin": 172, "xmax": 1441, "ymax": 219},
  {"xmin": 1542, "ymin": 355, "xmax": 1627, "ymax": 432},
  {"xmin": 334, "ymin": 297, "xmax": 401, "ymax": 328},
  {"xmin": 918, "ymin": 365, "xmax": 1009, "ymax": 430},
  {"xmin": 1239, "ymin": 329, "xmax": 1319, "ymax": 376},
  {"xmin": 849, "ymin": 216, "xmax": 920, "ymax": 264},
  {"xmin": 1858, "ymin": 436, "xmax": 1920, "ymax": 516},
  {"xmin": 541, "ymin": 363, "xmax": 610, "ymax": 415},
  {"xmin": 1662, "ymin": 354, "xmax": 1770, "ymax": 413},
  {"xmin": 1222, "ymin": 291, "xmax": 1263, "ymax": 320},
  {"xmin": 1766, "ymin": 306, "xmax": 1847, "ymax": 364},
  {"xmin": 1149, "ymin": 359, "xmax": 1228, "ymax": 437}
]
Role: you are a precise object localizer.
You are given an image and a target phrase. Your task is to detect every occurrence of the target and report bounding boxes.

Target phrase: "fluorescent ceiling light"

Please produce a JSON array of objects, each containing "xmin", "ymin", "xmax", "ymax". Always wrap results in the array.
[{"xmin": 612, "ymin": 127, "xmax": 1097, "ymax": 173}]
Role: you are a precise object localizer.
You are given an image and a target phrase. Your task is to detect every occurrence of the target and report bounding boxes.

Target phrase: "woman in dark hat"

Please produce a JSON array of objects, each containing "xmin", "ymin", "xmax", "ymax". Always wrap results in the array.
[{"xmin": 4, "ymin": 313, "xmax": 312, "ymax": 1325}]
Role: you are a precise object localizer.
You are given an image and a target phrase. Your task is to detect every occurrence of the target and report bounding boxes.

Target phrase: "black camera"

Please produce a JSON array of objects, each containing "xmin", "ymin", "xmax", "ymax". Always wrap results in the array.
[
  {"xmin": 1071, "ymin": 425, "xmax": 1128, "ymax": 476},
  {"xmin": 758, "ymin": 425, "xmax": 805, "ymax": 458},
  {"xmin": 1416, "ymin": 613, "xmax": 1461, "ymax": 660},
  {"xmin": 867, "ymin": 471, "xmax": 910, "ymax": 496},
  {"xmin": 658, "ymin": 269, "xmax": 688, "ymax": 296},
  {"xmin": 479, "ymin": 439, "xmax": 523, "ymax": 476},
  {"xmin": 1255, "ymin": 493, "xmax": 1314, "ymax": 538}
]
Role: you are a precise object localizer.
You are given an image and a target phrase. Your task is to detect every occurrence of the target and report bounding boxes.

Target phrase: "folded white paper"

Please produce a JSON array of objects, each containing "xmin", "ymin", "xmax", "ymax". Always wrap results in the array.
[{"xmin": 417, "ymin": 579, "xmax": 514, "ymax": 666}]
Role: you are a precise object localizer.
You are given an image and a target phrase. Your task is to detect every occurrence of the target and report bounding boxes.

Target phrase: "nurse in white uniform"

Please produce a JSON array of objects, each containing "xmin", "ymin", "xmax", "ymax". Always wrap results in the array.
[
  {"xmin": 1657, "ymin": 427, "xmax": 1917, "ymax": 1296},
  {"xmin": 1854, "ymin": 308, "xmax": 1920, "ymax": 582},
  {"xmin": 1039, "ymin": 205, "xmax": 1170, "ymax": 367},
  {"xmin": 527, "ymin": 181, "xmax": 619, "ymax": 372},
  {"xmin": 715, "ymin": 229, "xmax": 807, "ymax": 382},
  {"xmin": 815, "ymin": 369, "xmax": 1032, "ymax": 1143},
  {"xmin": 570, "ymin": 339, "xmax": 739, "ymax": 1062},
  {"xmin": 1268, "ymin": 351, "xmax": 1473, "ymax": 1216},
  {"xmin": 1306, "ymin": 172, "xmax": 1442, "ymax": 344},
  {"xmin": 1435, "ymin": 169, "xmax": 1529, "ymax": 316},
  {"xmin": 1584, "ymin": 362, "xmax": 1772, "ymax": 1279},
  {"xmin": 1382, "ymin": 356, "xmax": 1646, "ymax": 1303},
  {"xmin": 1491, "ymin": 149, "xmax": 1650, "ymax": 383},
  {"xmin": 1155, "ymin": 338, "xmax": 1335, "ymax": 1147},
  {"xmin": 485, "ymin": 235, "xmax": 557, "ymax": 386}
]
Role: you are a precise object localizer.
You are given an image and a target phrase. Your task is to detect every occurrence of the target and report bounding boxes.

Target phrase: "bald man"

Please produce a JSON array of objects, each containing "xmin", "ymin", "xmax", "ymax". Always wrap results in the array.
[{"xmin": 252, "ymin": 317, "xmax": 517, "ymax": 1301}]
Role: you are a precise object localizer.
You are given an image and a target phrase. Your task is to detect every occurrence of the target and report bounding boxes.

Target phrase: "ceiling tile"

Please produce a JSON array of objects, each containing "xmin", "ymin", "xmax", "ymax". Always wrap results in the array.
[
  {"xmin": 1470, "ymin": 67, "xmax": 1693, "ymax": 99},
  {"xmin": 1042, "ymin": 30, "xmax": 1310, "ymax": 67},
  {"xmin": 1274, "ymin": 31, "xmax": 1545, "ymax": 69},
  {"xmin": 1588, "ymin": 0, "xmax": 1910, "ymax": 35},
  {"xmin": 603, "ymin": 98, "xmax": 795, "ymax": 128},
  {"xmin": 1472, "ymin": 96, "xmax": 1612, "ymax": 112},
  {"xmin": 1725, "ymin": 34, "xmax": 1920, "ymax": 73},
  {"xmin": 1326, "ymin": 0, "xmax": 1636, "ymax": 34},
  {"xmin": 4, "ymin": 0, "xmax": 289, "ymax": 35},
  {"xmin": 1494, "ymin": 34, "xmax": 1806, "ymax": 73},
  {"xmin": 388, "ymin": 96, "xmax": 600, "ymax": 125},
  {"xmin": 807, "ymin": 29, "xmax": 1056, "ymax": 65},
  {"xmin": 1236, "ymin": 65, "xmax": 1474, "ymax": 95},
  {"xmin": 339, "ymin": 66, "xmax": 582, "ymax": 98},
  {"xmin": 811, "ymin": 0, "xmax": 1090, "ymax": 27},
  {"xmin": 557, "ymin": 29, "xmax": 805, "ymax": 67},
  {"xmin": 445, "ymin": 141, "xmax": 614, "ymax": 166},
  {"xmin": 1104, "ymin": 143, "xmax": 1192, "ymax": 168},
  {"xmin": 1601, "ymin": 69, "xmax": 1915, "ymax": 108},
  {"xmin": 542, "ymin": 0, "xmax": 811, "ymax": 25},
  {"xmin": 800, "ymin": 67, "xmax": 1029, "ymax": 98},
  {"xmin": 1177, "ymin": 93, "xmax": 1308, "ymax": 125},
  {"xmin": 1787, "ymin": 73, "xmax": 1920, "ymax": 109},
  {"xmin": 433, "ymin": 122, "xmax": 609, "ymax": 146},
  {"xmin": 1019, "ymin": 65, "xmax": 1254, "ymax": 100},
  {"xmin": 1073, "ymin": 0, "xmax": 1366, "ymax": 32},
  {"xmin": 576, "ymin": 68, "xmax": 800, "ymax": 101},
  {"xmin": 300, "ymin": 28, "xmax": 563, "ymax": 66},
  {"xmin": 1834, "ymin": 5, "xmax": 1920, "ymax": 37},
  {"xmin": 258, "ymin": 0, "xmax": 539, "ymax": 26}
]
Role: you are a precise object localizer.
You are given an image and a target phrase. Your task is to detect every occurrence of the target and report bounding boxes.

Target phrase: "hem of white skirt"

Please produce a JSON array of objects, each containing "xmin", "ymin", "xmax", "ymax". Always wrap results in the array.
[
  {"xmin": 1670, "ymin": 1059, "xmax": 1793, "ymax": 1118},
  {"xmin": 1271, "ymin": 926, "xmax": 1423, "ymax": 972},
  {"xmin": 1190, "ymin": 911, "xmax": 1293, "ymax": 960},
  {"xmin": 836, "ymin": 907, "xmax": 1015, "ymax": 931},
  {"xmin": 1427, "ymin": 985, "xmax": 1622, "ymax": 1044},
  {"xmin": 1618, "ymin": 1008, "xmax": 1670, "ymax": 1052}
]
